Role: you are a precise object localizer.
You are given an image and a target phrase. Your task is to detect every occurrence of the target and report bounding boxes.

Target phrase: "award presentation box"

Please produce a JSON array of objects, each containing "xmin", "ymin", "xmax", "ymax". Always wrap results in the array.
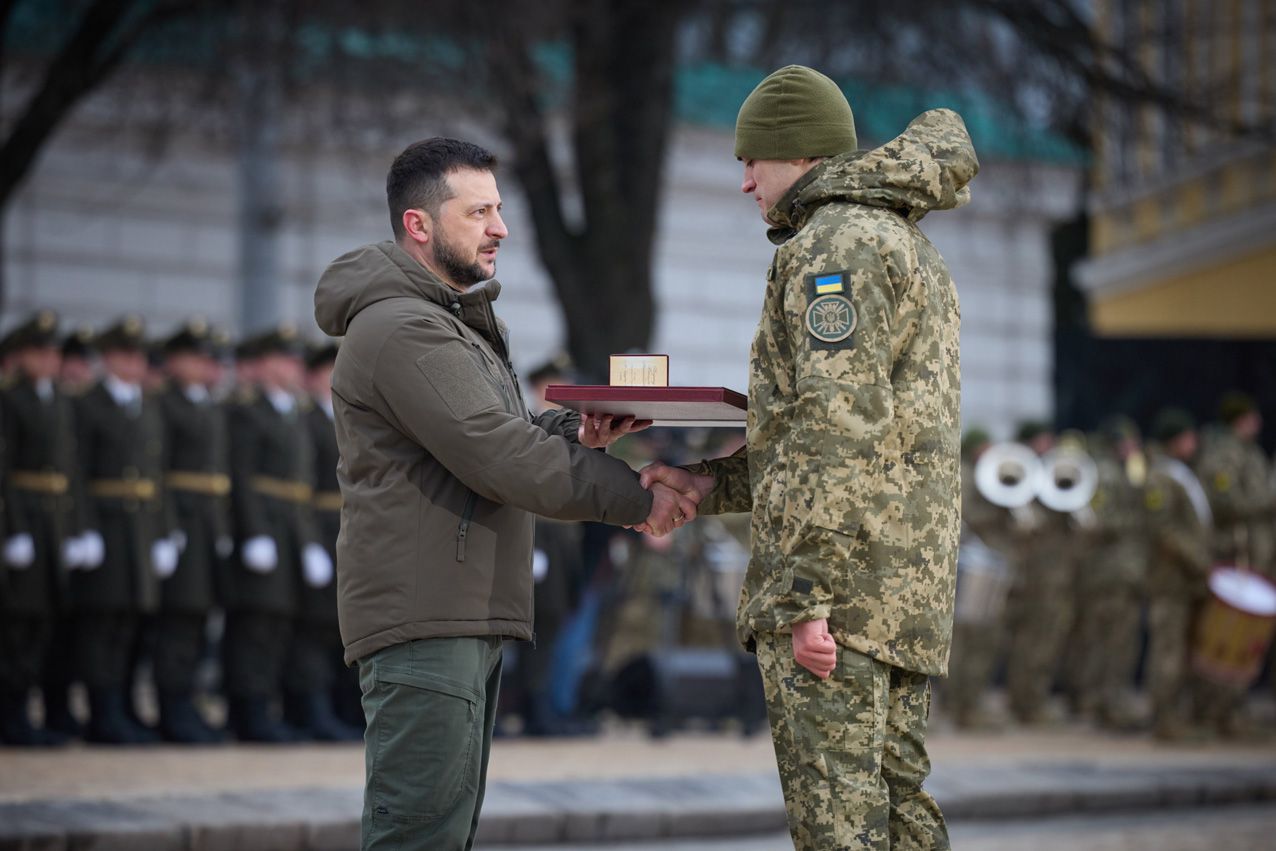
[{"xmin": 544, "ymin": 385, "xmax": 747, "ymax": 428}]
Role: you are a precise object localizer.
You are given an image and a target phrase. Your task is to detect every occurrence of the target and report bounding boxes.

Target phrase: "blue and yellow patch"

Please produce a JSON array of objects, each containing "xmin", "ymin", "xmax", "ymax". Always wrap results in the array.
[{"xmin": 804, "ymin": 271, "xmax": 856, "ymax": 349}]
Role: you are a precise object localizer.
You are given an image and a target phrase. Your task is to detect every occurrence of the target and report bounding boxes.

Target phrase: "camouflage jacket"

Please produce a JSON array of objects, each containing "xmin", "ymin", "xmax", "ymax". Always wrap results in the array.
[
  {"xmin": 688, "ymin": 109, "xmax": 976, "ymax": 675},
  {"xmin": 1195, "ymin": 428, "xmax": 1275, "ymax": 571},
  {"xmin": 1144, "ymin": 451, "xmax": 1213, "ymax": 599},
  {"xmin": 1085, "ymin": 453, "xmax": 1148, "ymax": 590}
]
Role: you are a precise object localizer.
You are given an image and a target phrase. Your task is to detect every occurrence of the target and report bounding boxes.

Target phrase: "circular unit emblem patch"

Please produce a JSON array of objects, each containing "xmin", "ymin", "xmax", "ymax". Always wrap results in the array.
[{"xmin": 805, "ymin": 294, "xmax": 857, "ymax": 344}]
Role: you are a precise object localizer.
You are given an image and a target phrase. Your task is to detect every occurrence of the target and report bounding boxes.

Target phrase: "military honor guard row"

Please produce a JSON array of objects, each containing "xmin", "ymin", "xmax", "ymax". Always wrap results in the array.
[{"xmin": 0, "ymin": 311, "xmax": 361, "ymax": 746}]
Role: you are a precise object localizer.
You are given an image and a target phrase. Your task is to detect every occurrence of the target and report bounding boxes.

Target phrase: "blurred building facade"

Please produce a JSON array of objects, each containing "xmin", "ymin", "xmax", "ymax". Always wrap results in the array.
[
  {"xmin": 3, "ymin": 72, "xmax": 1080, "ymax": 438},
  {"xmin": 1079, "ymin": 0, "xmax": 1275, "ymax": 335}
]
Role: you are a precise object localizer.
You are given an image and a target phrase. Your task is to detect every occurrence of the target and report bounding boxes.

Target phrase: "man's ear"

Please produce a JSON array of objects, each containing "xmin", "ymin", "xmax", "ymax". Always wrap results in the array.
[{"xmin": 401, "ymin": 209, "xmax": 432, "ymax": 245}]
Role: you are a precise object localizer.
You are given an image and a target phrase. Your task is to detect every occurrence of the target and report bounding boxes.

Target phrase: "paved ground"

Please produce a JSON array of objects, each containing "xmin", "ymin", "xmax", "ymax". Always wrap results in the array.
[
  {"xmin": 3, "ymin": 721, "xmax": 1276, "ymax": 848},
  {"xmin": 497, "ymin": 803, "xmax": 1276, "ymax": 850}
]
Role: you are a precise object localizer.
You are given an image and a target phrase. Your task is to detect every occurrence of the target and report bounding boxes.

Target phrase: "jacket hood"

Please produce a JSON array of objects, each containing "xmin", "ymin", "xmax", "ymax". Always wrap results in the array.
[
  {"xmin": 314, "ymin": 241, "xmax": 502, "ymax": 336},
  {"xmin": 768, "ymin": 108, "xmax": 979, "ymax": 241}
]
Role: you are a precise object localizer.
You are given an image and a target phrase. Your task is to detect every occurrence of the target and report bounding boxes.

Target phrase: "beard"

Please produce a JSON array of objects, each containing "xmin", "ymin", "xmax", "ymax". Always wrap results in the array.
[{"xmin": 432, "ymin": 228, "xmax": 498, "ymax": 288}]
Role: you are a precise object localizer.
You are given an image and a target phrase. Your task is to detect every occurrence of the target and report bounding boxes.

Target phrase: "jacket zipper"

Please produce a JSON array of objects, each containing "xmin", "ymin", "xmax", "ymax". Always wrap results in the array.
[{"xmin": 456, "ymin": 490, "xmax": 478, "ymax": 562}]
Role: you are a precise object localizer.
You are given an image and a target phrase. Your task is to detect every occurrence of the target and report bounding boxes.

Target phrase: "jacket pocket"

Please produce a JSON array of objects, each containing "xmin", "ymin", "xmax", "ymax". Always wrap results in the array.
[{"xmin": 456, "ymin": 490, "xmax": 478, "ymax": 562}]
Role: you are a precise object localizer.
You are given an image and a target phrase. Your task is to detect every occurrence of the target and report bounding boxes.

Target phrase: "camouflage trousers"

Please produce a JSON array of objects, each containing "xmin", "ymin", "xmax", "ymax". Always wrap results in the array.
[
  {"xmin": 1068, "ymin": 585, "xmax": 1142, "ymax": 723},
  {"xmin": 944, "ymin": 621, "xmax": 1002, "ymax": 727},
  {"xmin": 754, "ymin": 632, "xmax": 949, "ymax": 850},
  {"xmin": 1004, "ymin": 593, "xmax": 1072, "ymax": 722},
  {"xmin": 1146, "ymin": 595, "xmax": 1193, "ymax": 728}
]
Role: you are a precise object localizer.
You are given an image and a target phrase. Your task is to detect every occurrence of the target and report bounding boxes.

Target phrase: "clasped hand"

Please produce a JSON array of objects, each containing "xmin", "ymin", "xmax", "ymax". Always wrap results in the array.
[{"xmin": 630, "ymin": 461, "xmax": 716, "ymax": 537}]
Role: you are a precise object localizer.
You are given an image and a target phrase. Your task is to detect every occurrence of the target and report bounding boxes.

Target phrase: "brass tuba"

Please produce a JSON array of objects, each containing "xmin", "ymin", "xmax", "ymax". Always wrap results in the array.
[
  {"xmin": 1038, "ymin": 446, "xmax": 1099, "ymax": 527},
  {"xmin": 974, "ymin": 442, "xmax": 1043, "ymax": 528}
]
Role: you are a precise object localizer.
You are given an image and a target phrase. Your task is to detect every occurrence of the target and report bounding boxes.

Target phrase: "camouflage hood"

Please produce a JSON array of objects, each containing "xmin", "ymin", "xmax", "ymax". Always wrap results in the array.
[{"xmin": 767, "ymin": 108, "xmax": 978, "ymax": 242}]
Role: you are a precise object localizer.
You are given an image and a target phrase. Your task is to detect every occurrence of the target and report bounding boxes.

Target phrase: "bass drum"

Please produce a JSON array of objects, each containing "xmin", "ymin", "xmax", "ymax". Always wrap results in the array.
[{"xmin": 1191, "ymin": 567, "xmax": 1276, "ymax": 688}]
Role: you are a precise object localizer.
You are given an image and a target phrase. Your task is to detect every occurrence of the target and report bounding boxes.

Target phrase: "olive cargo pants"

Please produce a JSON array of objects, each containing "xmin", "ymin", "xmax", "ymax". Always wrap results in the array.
[
  {"xmin": 358, "ymin": 636, "xmax": 503, "ymax": 851},
  {"xmin": 755, "ymin": 632, "xmax": 949, "ymax": 850}
]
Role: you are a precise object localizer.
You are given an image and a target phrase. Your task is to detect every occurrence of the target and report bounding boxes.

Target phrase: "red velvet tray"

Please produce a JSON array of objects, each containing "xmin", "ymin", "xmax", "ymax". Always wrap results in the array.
[{"xmin": 544, "ymin": 385, "xmax": 747, "ymax": 428}]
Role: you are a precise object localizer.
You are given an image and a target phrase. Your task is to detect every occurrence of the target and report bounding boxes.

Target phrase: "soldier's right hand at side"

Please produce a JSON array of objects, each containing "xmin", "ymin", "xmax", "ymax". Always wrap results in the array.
[
  {"xmin": 791, "ymin": 618, "xmax": 838, "ymax": 680},
  {"xmin": 3, "ymin": 533, "xmax": 35, "ymax": 568},
  {"xmin": 242, "ymin": 535, "xmax": 279, "ymax": 573},
  {"xmin": 77, "ymin": 531, "xmax": 106, "ymax": 570}
]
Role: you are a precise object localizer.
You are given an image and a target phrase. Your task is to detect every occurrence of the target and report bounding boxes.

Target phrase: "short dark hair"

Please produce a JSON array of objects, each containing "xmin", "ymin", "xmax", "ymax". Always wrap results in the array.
[{"xmin": 386, "ymin": 138, "xmax": 498, "ymax": 238}]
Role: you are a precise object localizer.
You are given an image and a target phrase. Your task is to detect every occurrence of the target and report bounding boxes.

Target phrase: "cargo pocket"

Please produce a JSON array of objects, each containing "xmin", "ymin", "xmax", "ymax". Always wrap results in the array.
[{"xmin": 368, "ymin": 668, "xmax": 480, "ymax": 824}]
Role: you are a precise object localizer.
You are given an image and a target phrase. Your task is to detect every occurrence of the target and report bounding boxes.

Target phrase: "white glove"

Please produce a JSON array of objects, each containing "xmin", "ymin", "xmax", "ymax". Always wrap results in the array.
[
  {"xmin": 78, "ymin": 531, "xmax": 106, "ymax": 570},
  {"xmin": 215, "ymin": 535, "xmax": 234, "ymax": 559},
  {"xmin": 62, "ymin": 536, "xmax": 85, "ymax": 569},
  {"xmin": 532, "ymin": 548, "xmax": 549, "ymax": 584},
  {"xmin": 171, "ymin": 529, "xmax": 188, "ymax": 554},
  {"xmin": 3, "ymin": 534, "xmax": 35, "ymax": 568},
  {"xmin": 152, "ymin": 538, "xmax": 179, "ymax": 578},
  {"xmin": 242, "ymin": 535, "xmax": 278, "ymax": 573},
  {"xmin": 302, "ymin": 543, "xmax": 333, "ymax": 588}
]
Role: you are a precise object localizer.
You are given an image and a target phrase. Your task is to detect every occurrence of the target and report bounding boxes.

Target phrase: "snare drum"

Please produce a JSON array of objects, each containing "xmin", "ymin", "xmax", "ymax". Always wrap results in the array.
[{"xmin": 1191, "ymin": 567, "xmax": 1276, "ymax": 688}]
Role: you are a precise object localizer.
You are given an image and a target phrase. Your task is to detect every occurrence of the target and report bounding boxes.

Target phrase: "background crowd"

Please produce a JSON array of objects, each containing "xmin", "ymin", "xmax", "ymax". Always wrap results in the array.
[{"xmin": 4, "ymin": 306, "xmax": 1274, "ymax": 750}]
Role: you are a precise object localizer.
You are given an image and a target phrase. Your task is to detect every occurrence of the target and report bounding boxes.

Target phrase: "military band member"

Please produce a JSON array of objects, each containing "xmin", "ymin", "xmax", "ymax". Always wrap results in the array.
[
  {"xmin": 1144, "ymin": 408, "xmax": 1213, "ymax": 741},
  {"xmin": 0, "ymin": 311, "xmax": 78, "ymax": 746},
  {"xmin": 223, "ymin": 325, "xmax": 328, "ymax": 742},
  {"xmin": 154, "ymin": 319, "xmax": 231, "ymax": 743},
  {"xmin": 72, "ymin": 316, "xmax": 175, "ymax": 744}
]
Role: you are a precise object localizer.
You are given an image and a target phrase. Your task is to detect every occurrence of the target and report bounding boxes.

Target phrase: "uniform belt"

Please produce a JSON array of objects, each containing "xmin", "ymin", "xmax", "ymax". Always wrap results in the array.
[
  {"xmin": 251, "ymin": 475, "xmax": 313, "ymax": 504},
  {"xmin": 166, "ymin": 471, "xmax": 232, "ymax": 496},
  {"xmin": 89, "ymin": 479, "xmax": 157, "ymax": 500},
  {"xmin": 312, "ymin": 491, "xmax": 343, "ymax": 512},
  {"xmin": 10, "ymin": 471, "xmax": 70, "ymax": 495}
]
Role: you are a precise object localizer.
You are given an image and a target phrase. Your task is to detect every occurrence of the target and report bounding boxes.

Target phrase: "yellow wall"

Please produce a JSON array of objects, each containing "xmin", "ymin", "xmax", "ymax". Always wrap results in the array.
[{"xmin": 1091, "ymin": 244, "xmax": 1276, "ymax": 337}]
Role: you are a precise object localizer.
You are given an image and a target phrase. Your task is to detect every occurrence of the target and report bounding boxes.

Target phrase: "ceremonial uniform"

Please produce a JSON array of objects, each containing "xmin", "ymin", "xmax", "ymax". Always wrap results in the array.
[
  {"xmin": 154, "ymin": 321, "xmax": 232, "ymax": 742},
  {"xmin": 0, "ymin": 312, "xmax": 79, "ymax": 745},
  {"xmin": 690, "ymin": 100, "xmax": 975, "ymax": 848},
  {"xmin": 223, "ymin": 330, "xmax": 320, "ymax": 741},
  {"xmin": 72, "ymin": 317, "xmax": 170, "ymax": 743}
]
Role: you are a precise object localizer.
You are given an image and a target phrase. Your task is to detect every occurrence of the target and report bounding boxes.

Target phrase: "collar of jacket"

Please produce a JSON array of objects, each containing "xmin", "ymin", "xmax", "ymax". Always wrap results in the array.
[
  {"xmin": 764, "ymin": 159, "xmax": 829, "ymax": 246},
  {"xmin": 381, "ymin": 242, "xmax": 507, "ymax": 357}
]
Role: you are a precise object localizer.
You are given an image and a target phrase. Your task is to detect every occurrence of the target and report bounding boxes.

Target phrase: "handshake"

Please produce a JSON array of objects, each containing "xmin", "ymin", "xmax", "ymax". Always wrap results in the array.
[{"xmin": 629, "ymin": 462, "xmax": 716, "ymax": 538}]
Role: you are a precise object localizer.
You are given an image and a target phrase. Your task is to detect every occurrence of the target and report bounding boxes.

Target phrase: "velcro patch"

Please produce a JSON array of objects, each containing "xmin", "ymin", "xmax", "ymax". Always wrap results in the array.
[{"xmin": 804, "ymin": 272, "xmax": 856, "ymax": 350}]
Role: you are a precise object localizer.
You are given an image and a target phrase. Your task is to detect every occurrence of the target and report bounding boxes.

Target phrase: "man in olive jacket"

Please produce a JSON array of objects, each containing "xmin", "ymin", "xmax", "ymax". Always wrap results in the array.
[{"xmin": 313, "ymin": 138, "xmax": 688, "ymax": 851}]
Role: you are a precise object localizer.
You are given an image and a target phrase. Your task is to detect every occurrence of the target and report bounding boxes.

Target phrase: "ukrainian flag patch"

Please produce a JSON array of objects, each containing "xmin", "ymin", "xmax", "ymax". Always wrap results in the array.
[{"xmin": 814, "ymin": 273, "xmax": 845, "ymax": 295}]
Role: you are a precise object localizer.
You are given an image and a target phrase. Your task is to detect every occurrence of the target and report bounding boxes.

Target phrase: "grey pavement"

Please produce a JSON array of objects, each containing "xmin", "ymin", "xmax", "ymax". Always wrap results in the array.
[{"xmin": 4, "ymin": 746, "xmax": 1276, "ymax": 849}]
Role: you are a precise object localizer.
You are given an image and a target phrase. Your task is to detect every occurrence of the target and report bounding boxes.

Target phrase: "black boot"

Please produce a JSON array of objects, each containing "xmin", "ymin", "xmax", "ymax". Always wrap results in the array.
[
  {"xmin": 285, "ymin": 690, "xmax": 362, "ymax": 742},
  {"xmin": 228, "ymin": 696, "xmax": 301, "ymax": 744},
  {"xmin": 0, "ymin": 690, "xmax": 47, "ymax": 747},
  {"xmin": 42, "ymin": 686, "xmax": 83, "ymax": 739},
  {"xmin": 86, "ymin": 688, "xmax": 157, "ymax": 745},
  {"xmin": 159, "ymin": 692, "xmax": 224, "ymax": 745}
]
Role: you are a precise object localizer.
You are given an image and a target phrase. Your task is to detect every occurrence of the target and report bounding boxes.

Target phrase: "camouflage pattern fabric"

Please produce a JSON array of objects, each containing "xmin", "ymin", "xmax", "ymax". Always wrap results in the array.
[
  {"xmin": 754, "ymin": 632, "xmax": 949, "ymax": 850},
  {"xmin": 1196, "ymin": 428, "xmax": 1274, "ymax": 574},
  {"xmin": 1069, "ymin": 453, "xmax": 1147, "ymax": 723},
  {"xmin": 1143, "ymin": 451, "xmax": 1212, "ymax": 731},
  {"xmin": 690, "ymin": 109, "xmax": 977, "ymax": 677}
]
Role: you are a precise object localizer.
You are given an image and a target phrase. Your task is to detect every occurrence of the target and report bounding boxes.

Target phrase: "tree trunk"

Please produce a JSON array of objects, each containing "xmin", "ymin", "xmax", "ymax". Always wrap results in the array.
[{"xmin": 489, "ymin": 0, "xmax": 683, "ymax": 380}]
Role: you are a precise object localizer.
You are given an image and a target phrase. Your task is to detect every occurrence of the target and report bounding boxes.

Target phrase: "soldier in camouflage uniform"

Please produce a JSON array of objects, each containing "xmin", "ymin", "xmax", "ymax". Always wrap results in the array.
[
  {"xmin": 0, "ymin": 311, "xmax": 78, "ymax": 746},
  {"xmin": 642, "ymin": 66, "xmax": 975, "ymax": 849},
  {"xmin": 1001, "ymin": 423, "xmax": 1076, "ymax": 726},
  {"xmin": 947, "ymin": 429, "xmax": 1019, "ymax": 730},
  {"xmin": 1143, "ymin": 409, "xmax": 1213, "ymax": 741},
  {"xmin": 1070, "ymin": 417, "xmax": 1147, "ymax": 729},
  {"xmin": 1192, "ymin": 393, "xmax": 1273, "ymax": 735}
]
